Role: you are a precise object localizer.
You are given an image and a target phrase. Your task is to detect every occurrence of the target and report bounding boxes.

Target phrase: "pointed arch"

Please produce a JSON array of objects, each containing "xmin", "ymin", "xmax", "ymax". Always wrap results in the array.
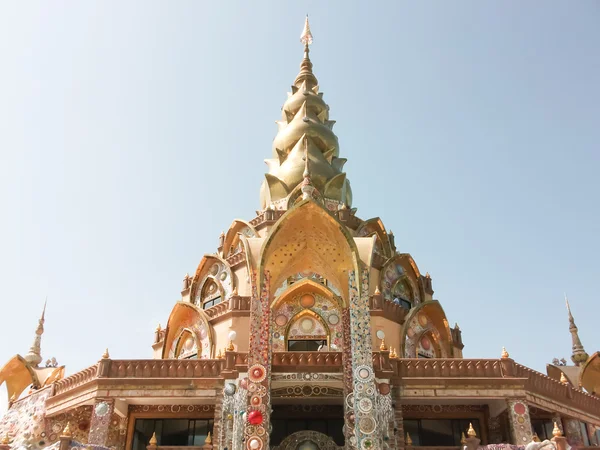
[
  {"xmin": 162, "ymin": 302, "xmax": 215, "ymax": 359},
  {"xmin": 356, "ymin": 218, "xmax": 393, "ymax": 258},
  {"xmin": 258, "ymin": 199, "xmax": 361, "ymax": 300},
  {"xmin": 190, "ymin": 254, "xmax": 234, "ymax": 304},
  {"xmin": 379, "ymin": 253, "xmax": 425, "ymax": 305},
  {"xmin": 400, "ymin": 300, "xmax": 454, "ymax": 358},
  {"xmin": 222, "ymin": 219, "xmax": 259, "ymax": 258},
  {"xmin": 579, "ymin": 351, "xmax": 600, "ymax": 395},
  {"xmin": 285, "ymin": 309, "xmax": 331, "ymax": 346}
]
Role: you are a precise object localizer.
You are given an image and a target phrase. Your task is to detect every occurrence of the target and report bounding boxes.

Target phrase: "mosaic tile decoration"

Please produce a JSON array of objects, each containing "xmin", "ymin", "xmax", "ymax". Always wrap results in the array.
[
  {"xmin": 506, "ymin": 400, "xmax": 533, "ymax": 444},
  {"xmin": 244, "ymin": 270, "xmax": 271, "ymax": 450},
  {"xmin": 403, "ymin": 311, "xmax": 445, "ymax": 358},
  {"xmin": 88, "ymin": 400, "xmax": 114, "ymax": 446}
]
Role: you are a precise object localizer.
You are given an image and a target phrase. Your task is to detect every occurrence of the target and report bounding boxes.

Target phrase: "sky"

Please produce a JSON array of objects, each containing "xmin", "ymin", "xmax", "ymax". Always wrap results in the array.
[{"xmin": 0, "ymin": 2, "xmax": 599, "ymax": 412}]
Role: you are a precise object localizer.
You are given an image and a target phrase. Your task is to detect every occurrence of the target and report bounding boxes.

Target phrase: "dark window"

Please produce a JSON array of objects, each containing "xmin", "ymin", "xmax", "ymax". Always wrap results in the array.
[
  {"xmin": 580, "ymin": 422, "xmax": 590, "ymax": 446},
  {"xmin": 403, "ymin": 419, "xmax": 481, "ymax": 446},
  {"xmin": 417, "ymin": 352, "xmax": 433, "ymax": 359},
  {"xmin": 393, "ymin": 297, "xmax": 412, "ymax": 310},
  {"xmin": 287, "ymin": 340, "xmax": 322, "ymax": 351},
  {"xmin": 203, "ymin": 296, "xmax": 222, "ymax": 309},
  {"xmin": 532, "ymin": 420, "xmax": 554, "ymax": 441},
  {"xmin": 270, "ymin": 418, "xmax": 344, "ymax": 446},
  {"xmin": 132, "ymin": 419, "xmax": 213, "ymax": 450}
]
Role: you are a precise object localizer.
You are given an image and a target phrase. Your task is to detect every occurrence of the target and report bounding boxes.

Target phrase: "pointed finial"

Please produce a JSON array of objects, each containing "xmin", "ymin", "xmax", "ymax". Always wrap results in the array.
[
  {"xmin": 102, "ymin": 348, "xmax": 110, "ymax": 359},
  {"xmin": 560, "ymin": 372, "xmax": 568, "ymax": 384},
  {"xmin": 405, "ymin": 432, "xmax": 413, "ymax": 446},
  {"xmin": 467, "ymin": 423, "xmax": 477, "ymax": 437},
  {"xmin": 374, "ymin": 285, "xmax": 381, "ymax": 295},
  {"xmin": 533, "ymin": 433, "xmax": 540, "ymax": 442},
  {"xmin": 227, "ymin": 340, "xmax": 235, "ymax": 352},
  {"xmin": 460, "ymin": 432, "xmax": 467, "ymax": 445},
  {"xmin": 204, "ymin": 432, "xmax": 212, "ymax": 444},
  {"xmin": 425, "ymin": 272, "xmax": 431, "ymax": 279},
  {"xmin": 552, "ymin": 422, "xmax": 562, "ymax": 437},
  {"xmin": 149, "ymin": 432, "xmax": 158, "ymax": 445},
  {"xmin": 501, "ymin": 347, "xmax": 509, "ymax": 359},
  {"xmin": 300, "ymin": 15, "xmax": 313, "ymax": 47},
  {"xmin": 1, "ymin": 433, "xmax": 9, "ymax": 445},
  {"xmin": 61, "ymin": 423, "xmax": 72, "ymax": 438},
  {"xmin": 156, "ymin": 323, "xmax": 162, "ymax": 332},
  {"xmin": 24, "ymin": 299, "xmax": 47, "ymax": 367},
  {"xmin": 380, "ymin": 338, "xmax": 388, "ymax": 352},
  {"xmin": 217, "ymin": 349, "xmax": 222, "ymax": 359},
  {"xmin": 564, "ymin": 295, "xmax": 589, "ymax": 365}
]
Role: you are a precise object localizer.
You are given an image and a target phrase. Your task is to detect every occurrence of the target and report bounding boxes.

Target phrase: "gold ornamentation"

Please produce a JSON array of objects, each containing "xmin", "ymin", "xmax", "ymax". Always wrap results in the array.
[
  {"xmin": 217, "ymin": 349, "xmax": 222, "ymax": 359},
  {"xmin": 61, "ymin": 423, "xmax": 72, "ymax": 438},
  {"xmin": 560, "ymin": 372, "xmax": 568, "ymax": 384},
  {"xmin": 1, "ymin": 433, "xmax": 10, "ymax": 445},
  {"xmin": 204, "ymin": 432, "xmax": 212, "ymax": 444},
  {"xmin": 102, "ymin": 348, "xmax": 110, "ymax": 359},
  {"xmin": 379, "ymin": 338, "xmax": 388, "ymax": 352},
  {"xmin": 149, "ymin": 432, "xmax": 158, "ymax": 445},
  {"xmin": 467, "ymin": 423, "xmax": 477, "ymax": 437},
  {"xmin": 227, "ymin": 341, "xmax": 235, "ymax": 352},
  {"xmin": 460, "ymin": 432, "xmax": 467, "ymax": 445},
  {"xmin": 501, "ymin": 347, "xmax": 509, "ymax": 359},
  {"xmin": 533, "ymin": 433, "xmax": 541, "ymax": 442},
  {"xmin": 552, "ymin": 422, "xmax": 562, "ymax": 437},
  {"xmin": 405, "ymin": 432, "xmax": 413, "ymax": 446}
]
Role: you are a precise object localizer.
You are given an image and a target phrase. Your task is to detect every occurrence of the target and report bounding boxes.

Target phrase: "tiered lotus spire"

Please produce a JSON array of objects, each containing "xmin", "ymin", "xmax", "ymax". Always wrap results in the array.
[
  {"xmin": 24, "ymin": 300, "xmax": 46, "ymax": 367},
  {"xmin": 565, "ymin": 295, "xmax": 588, "ymax": 366},
  {"xmin": 260, "ymin": 16, "xmax": 352, "ymax": 209}
]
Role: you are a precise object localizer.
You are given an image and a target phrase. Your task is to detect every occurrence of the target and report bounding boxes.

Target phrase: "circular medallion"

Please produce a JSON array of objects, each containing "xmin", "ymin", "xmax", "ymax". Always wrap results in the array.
[
  {"xmin": 256, "ymin": 426, "xmax": 266, "ymax": 436},
  {"xmin": 250, "ymin": 395, "xmax": 262, "ymax": 407},
  {"xmin": 224, "ymin": 383, "xmax": 237, "ymax": 396},
  {"xmin": 355, "ymin": 382, "xmax": 365, "ymax": 392},
  {"xmin": 366, "ymin": 386, "xmax": 376, "ymax": 396},
  {"xmin": 359, "ymin": 417, "xmax": 377, "ymax": 435},
  {"xmin": 345, "ymin": 393, "xmax": 355, "ymax": 409},
  {"xmin": 300, "ymin": 318, "xmax": 315, "ymax": 332},
  {"xmin": 94, "ymin": 402, "xmax": 109, "ymax": 417},
  {"xmin": 421, "ymin": 336, "xmax": 431, "ymax": 350},
  {"xmin": 378, "ymin": 383, "xmax": 390, "ymax": 395},
  {"xmin": 247, "ymin": 437, "xmax": 263, "ymax": 450},
  {"xmin": 210, "ymin": 264, "xmax": 219, "ymax": 275},
  {"xmin": 355, "ymin": 365, "xmax": 374, "ymax": 383},
  {"xmin": 184, "ymin": 337, "xmax": 195, "ymax": 351},
  {"xmin": 249, "ymin": 364, "xmax": 266, "ymax": 383},
  {"xmin": 220, "ymin": 272, "xmax": 227, "ymax": 280},
  {"xmin": 248, "ymin": 410, "xmax": 263, "ymax": 425},
  {"xmin": 513, "ymin": 402, "xmax": 526, "ymax": 415},
  {"xmin": 275, "ymin": 315, "xmax": 288, "ymax": 326},
  {"xmin": 358, "ymin": 398, "xmax": 373, "ymax": 413},
  {"xmin": 300, "ymin": 294, "xmax": 315, "ymax": 308},
  {"xmin": 240, "ymin": 377, "xmax": 249, "ymax": 390},
  {"xmin": 418, "ymin": 314, "xmax": 428, "ymax": 327},
  {"xmin": 248, "ymin": 383, "xmax": 258, "ymax": 392},
  {"xmin": 328, "ymin": 314, "xmax": 340, "ymax": 325}
]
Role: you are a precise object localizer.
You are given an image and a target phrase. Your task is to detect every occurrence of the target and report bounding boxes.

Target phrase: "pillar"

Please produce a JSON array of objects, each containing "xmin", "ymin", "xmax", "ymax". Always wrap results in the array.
[
  {"xmin": 243, "ymin": 271, "xmax": 271, "ymax": 450},
  {"xmin": 563, "ymin": 418, "xmax": 584, "ymax": 447},
  {"xmin": 88, "ymin": 399, "xmax": 115, "ymax": 446},
  {"xmin": 505, "ymin": 400, "xmax": 533, "ymax": 445},
  {"xmin": 393, "ymin": 400, "xmax": 404, "ymax": 450}
]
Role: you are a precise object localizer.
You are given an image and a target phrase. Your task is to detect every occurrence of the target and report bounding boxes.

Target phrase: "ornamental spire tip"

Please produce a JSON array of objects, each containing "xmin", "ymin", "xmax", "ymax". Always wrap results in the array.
[{"xmin": 300, "ymin": 15, "xmax": 313, "ymax": 47}]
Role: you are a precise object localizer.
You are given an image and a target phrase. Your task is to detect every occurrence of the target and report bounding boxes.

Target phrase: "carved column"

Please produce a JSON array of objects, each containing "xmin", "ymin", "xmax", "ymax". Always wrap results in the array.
[
  {"xmin": 505, "ymin": 400, "xmax": 533, "ymax": 445},
  {"xmin": 341, "ymin": 307, "xmax": 354, "ymax": 445},
  {"xmin": 346, "ymin": 268, "xmax": 380, "ymax": 450},
  {"xmin": 213, "ymin": 387, "xmax": 225, "ymax": 450},
  {"xmin": 243, "ymin": 271, "xmax": 271, "ymax": 450},
  {"xmin": 563, "ymin": 418, "xmax": 584, "ymax": 447},
  {"xmin": 88, "ymin": 399, "xmax": 114, "ymax": 446}
]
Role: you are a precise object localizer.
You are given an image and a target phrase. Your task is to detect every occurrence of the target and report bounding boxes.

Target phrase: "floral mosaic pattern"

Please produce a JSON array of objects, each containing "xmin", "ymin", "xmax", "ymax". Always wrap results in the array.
[
  {"xmin": 506, "ymin": 400, "xmax": 533, "ymax": 444},
  {"xmin": 403, "ymin": 312, "xmax": 444, "ymax": 358},
  {"xmin": 380, "ymin": 260, "xmax": 420, "ymax": 305},
  {"xmin": 271, "ymin": 294, "xmax": 343, "ymax": 351}
]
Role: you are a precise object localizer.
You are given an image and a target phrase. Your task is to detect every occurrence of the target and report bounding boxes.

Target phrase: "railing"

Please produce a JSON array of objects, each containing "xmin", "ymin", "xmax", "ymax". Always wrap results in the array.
[
  {"xmin": 225, "ymin": 250, "xmax": 246, "ymax": 267},
  {"xmin": 396, "ymin": 358, "xmax": 506, "ymax": 378},
  {"xmin": 515, "ymin": 363, "xmax": 600, "ymax": 414},
  {"xmin": 107, "ymin": 359, "xmax": 224, "ymax": 378},
  {"xmin": 203, "ymin": 296, "xmax": 250, "ymax": 320},
  {"xmin": 53, "ymin": 363, "xmax": 98, "ymax": 395},
  {"xmin": 272, "ymin": 352, "xmax": 343, "ymax": 371}
]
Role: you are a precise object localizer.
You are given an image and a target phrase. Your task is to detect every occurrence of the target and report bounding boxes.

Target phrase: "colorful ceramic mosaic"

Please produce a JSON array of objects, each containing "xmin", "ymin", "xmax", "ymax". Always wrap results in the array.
[
  {"xmin": 380, "ymin": 258, "xmax": 420, "ymax": 305},
  {"xmin": 0, "ymin": 388, "xmax": 53, "ymax": 450},
  {"xmin": 271, "ymin": 293, "xmax": 343, "ymax": 351},
  {"xmin": 167, "ymin": 320, "xmax": 212, "ymax": 359},
  {"xmin": 403, "ymin": 311, "xmax": 445, "ymax": 358},
  {"xmin": 88, "ymin": 400, "xmax": 114, "ymax": 446},
  {"xmin": 506, "ymin": 400, "xmax": 533, "ymax": 444},
  {"xmin": 244, "ymin": 271, "xmax": 272, "ymax": 450},
  {"xmin": 272, "ymin": 272, "xmax": 341, "ymax": 298},
  {"xmin": 193, "ymin": 259, "xmax": 233, "ymax": 305}
]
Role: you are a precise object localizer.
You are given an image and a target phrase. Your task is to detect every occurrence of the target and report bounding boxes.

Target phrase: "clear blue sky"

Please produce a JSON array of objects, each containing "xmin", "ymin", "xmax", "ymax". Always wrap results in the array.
[{"xmin": 1, "ymin": 2, "xmax": 598, "ymax": 410}]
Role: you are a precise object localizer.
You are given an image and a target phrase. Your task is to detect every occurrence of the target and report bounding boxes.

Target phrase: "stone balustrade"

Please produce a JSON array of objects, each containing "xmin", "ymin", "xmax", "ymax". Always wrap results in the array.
[
  {"xmin": 225, "ymin": 250, "xmax": 246, "ymax": 268},
  {"xmin": 52, "ymin": 363, "xmax": 99, "ymax": 396},
  {"xmin": 271, "ymin": 351, "xmax": 343, "ymax": 372},
  {"xmin": 203, "ymin": 296, "xmax": 250, "ymax": 320},
  {"xmin": 396, "ymin": 358, "xmax": 506, "ymax": 378},
  {"xmin": 105, "ymin": 359, "xmax": 224, "ymax": 379}
]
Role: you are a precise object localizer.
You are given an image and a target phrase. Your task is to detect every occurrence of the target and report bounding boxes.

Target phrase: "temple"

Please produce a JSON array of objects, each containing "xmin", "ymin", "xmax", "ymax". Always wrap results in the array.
[{"xmin": 1, "ymin": 17, "xmax": 599, "ymax": 450}]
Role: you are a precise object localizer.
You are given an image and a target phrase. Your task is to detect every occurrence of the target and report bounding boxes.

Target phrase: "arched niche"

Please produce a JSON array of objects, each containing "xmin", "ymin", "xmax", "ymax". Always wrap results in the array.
[
  {"xmin": 379, "ymin": 254, "xmax": 424, "ymax": 305},
  {"xmin": 258, "ymin": 200, "xmax": 360, "ymax": 301},
  {"xmin": 285, "ymin": 310, "xmax": 331, "ymax": 352},
  {"xmin": 162, "ymin": 302, "xmax": 214, "ymax": 359},
  {"xmin": 190, "ymin": 255, "xmax": 234, "ymax": 306},
  {"xmin": 222, "ymin": 219, "xmax": 258, "ymax": 258},
  {"xmin": 356, "ymin": 217, "xmax": 393, "ymax": 258},
  {"xmin": 197, "ymin": 275, "xmax": 225, "ymax": 309},
  {"xmin": 172, "ymin": 329, "xmax": 199, "ymax": 359},
  {"xmin": 401, "ymin": 300, "xmax": 454, "ymax": 358}
]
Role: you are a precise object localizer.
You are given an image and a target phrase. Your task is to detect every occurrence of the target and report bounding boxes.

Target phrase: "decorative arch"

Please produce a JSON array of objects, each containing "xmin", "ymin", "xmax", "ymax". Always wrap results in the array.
[
  {"xmin": 272, "ymin": 278, "xmax": 344, "ymax": 308},
  {"xmin": 222, "ymin": 219, "xmax": 259, "ymax": 258},
  {"xmin": 379, "ymin": 254, "xmax": 424, "ymax": 305},
  {"xmin": 190, "ymin": 255, "xmax": 234, "ymax": 305},
  {"xmin": 272, "ymin": 430, "xmax": 343, "ymax": 450},
  {"xmin": 197, "ymin": 275, "xmax": 225, "ymax": 309},
  {"xmin": 162, "ymin": 302, "xmax": 215, "ymax": 359},
  {"xmin": 258, "ymin": 199, "xmax": 361, "ymax": 300},
  {"xmin": 579, "ymin": 351, "xmax": 600, "ymax": 395},
  {"xmin": 285, "ymin": 309, "xmax": 331, "ymax": 349},
  {"xmin": 356, "ymin": 218, "xmax": 393, "ymax": 258},
  {"xmin": 401, "ymin": 300, "xmax": 454, "ymax": 358}
]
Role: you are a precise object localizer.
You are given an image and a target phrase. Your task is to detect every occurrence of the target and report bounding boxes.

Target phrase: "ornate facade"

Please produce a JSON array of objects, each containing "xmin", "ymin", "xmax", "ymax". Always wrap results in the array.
[{"xmin": 1, "ymin": 17, "xmax": 599, "ymax": 450}]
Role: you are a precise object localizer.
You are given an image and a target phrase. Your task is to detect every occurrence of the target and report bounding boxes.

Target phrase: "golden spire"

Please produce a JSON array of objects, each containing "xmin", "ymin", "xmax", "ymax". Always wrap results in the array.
[
  {"xmin": 460, "ymin": 432, "xmax": 467, "ymax": 445},
  {"xmin": 155, "ymin": 323, "xmax": 162, "ymax": 332},
  {"xmin": 565, "ymin": 295, "xmax": 588, "ymax": 365},
  {"xmin": 149, "ymin": 432, "xmax": 158, "ymax": 445},
  {"xmin": 405, "ymin": 432, "xmax": 413, "ymax": 446},
  {"xmin": 379, "ymin": 338, "xmax": 388, "ymax": 352},
  {"xmin": 467, "ymin": 423, "xmax": 477, "ymax": 437},
  {"xmin": 204, "ymin": 432, "xmax": 212, "ymax": 444},
  {"xmin": 62, "ymin": 423, "xmax": 72, "ymax": 438},
  {"xmin": 552, "ymin": 422, "xmax": 562, "ymax": 437},
  {"xmin": 260, "ymin": 17, "xmax": 352, "ymax": 210},
  {"xmin": 24, "ymin": 299, "xmax": 46, "ymax": 367},
  {"xmin": 102, "ymin": 348, "xmax": 110, "ymax": 359},
  {"xmin": 560, "ymin": 371, "xmax": 569, "ymax": 384},
  {"xmin": 501, "ymin": 347, "xmax": 509, "ymax": 359}
]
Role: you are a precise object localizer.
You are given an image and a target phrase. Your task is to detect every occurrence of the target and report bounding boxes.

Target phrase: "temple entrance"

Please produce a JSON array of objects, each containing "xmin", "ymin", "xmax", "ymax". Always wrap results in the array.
[{"xmin": 269, "ymin": 405, "xmax": 345, "ymax": 448}]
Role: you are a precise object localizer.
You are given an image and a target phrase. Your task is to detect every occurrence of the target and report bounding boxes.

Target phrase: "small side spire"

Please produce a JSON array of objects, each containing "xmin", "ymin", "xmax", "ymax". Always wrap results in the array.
[
  {"xmin": 565, "ymin": 294, "xmax": 588, "ymax": 365},
  {"xmin": 24, "ymin": 299, "xmax": 46, "ymax": 367}
]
